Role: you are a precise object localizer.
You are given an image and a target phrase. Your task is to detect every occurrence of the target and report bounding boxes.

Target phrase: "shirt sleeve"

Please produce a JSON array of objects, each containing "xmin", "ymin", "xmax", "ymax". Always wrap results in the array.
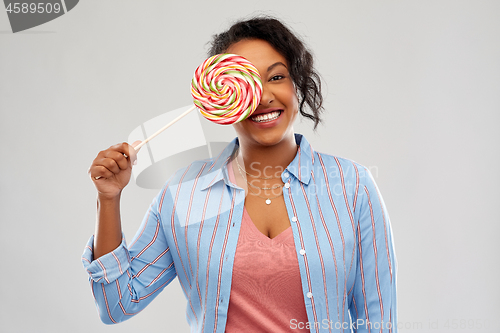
[
  {"xmin": 349, "ymin": 168, "xmax": 398, "ymax": 333},
  {"xmin": 81, "ymin": 193, "xmax": 177, "ymax": 324}
]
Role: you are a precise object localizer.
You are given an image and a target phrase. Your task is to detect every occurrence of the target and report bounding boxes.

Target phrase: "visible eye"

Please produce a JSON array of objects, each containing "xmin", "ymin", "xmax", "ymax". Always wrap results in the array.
[{"xmin": 270, "ymin": 75, "xmax": 285, "ymax": 82}]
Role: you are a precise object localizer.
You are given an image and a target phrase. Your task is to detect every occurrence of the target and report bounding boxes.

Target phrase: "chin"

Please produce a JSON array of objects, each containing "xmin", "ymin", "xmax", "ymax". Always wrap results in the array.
[{"xmin": 251, "ymin": 128, "xmax": 294, "ymax": 147}]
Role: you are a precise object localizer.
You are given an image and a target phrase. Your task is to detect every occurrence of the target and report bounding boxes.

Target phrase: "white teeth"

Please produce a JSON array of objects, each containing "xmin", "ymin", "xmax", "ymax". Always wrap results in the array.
[{"xmin": 251, "ymin": 111, "xmax": 281, "ymax": 123}]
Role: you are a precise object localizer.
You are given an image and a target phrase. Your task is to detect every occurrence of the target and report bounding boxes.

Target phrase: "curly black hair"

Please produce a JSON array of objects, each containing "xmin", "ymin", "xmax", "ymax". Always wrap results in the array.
[{"xmin": 208, "ymin": 16, "xmax": 324, "ymax": 129}]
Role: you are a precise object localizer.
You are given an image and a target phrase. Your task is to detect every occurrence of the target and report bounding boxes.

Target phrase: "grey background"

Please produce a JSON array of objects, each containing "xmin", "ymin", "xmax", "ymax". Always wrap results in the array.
[{"xmin": 1, "ymin": 1, "xmax": 499, "ymax": 332}]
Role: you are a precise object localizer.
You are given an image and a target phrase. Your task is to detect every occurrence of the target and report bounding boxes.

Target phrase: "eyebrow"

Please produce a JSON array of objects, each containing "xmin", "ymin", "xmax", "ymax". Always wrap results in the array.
[{"xmin": 267, "ymin": 62, "xmax": 287, "ymax": 72}]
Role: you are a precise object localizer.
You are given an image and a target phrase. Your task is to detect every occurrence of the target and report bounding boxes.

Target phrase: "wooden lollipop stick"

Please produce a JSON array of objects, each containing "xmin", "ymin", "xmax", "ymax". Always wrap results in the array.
[{"xmin": 134, "ymin": 105, "xmax": 196, "ymax": 151}]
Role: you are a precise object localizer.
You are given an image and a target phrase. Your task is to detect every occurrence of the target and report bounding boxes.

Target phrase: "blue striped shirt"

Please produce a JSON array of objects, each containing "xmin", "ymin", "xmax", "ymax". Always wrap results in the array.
[{"xmin": 82, "ymin": 134, "xmax": 398, "ymax": 333}]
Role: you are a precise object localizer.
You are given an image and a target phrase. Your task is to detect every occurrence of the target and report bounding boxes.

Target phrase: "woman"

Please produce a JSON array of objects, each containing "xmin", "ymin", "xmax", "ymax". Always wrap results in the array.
[{"xmin": 83, "ymin": 17, "xmax": 397, "ymax": 333}]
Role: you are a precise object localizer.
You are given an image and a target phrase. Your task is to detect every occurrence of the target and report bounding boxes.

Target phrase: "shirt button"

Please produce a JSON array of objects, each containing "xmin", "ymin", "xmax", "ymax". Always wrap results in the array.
[
  {"xmin": 284, "ymin": 183, "xmax": 290, "ymax": 189},
  {"xmin": 299, "ymin": 249, "xmax": 306, "ymax": 255},
  {"xmin": 291, "ymin": 216, "xmax": 297, "ymax": 222},
  {"xmin": 284, "ymin": 172, "xmax": 289, "ymax": 178},
  {"xmin": 306, "ymin": 292, "xmax": 313, "ymax": 298}
]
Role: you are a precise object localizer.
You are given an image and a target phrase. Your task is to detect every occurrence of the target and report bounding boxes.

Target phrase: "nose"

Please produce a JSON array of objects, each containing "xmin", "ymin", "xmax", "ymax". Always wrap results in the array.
[{"xmin": 259, "ymin": 84, "xmax": 274, "ymax": 106}]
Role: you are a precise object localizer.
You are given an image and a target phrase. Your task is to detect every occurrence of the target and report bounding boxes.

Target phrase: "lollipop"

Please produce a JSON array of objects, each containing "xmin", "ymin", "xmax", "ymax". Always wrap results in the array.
[
  {"xmin": 134, "ymin": 54, "xmax": 262, "ymax": 151},
  {"xmin": 191, "ymin": 54, "xmax": 262, "ymax": 124}
]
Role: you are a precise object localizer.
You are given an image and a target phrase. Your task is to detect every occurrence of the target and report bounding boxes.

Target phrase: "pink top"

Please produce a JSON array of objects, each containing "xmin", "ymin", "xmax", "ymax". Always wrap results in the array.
[{"xmin": 225, "ymin": 161, "xmax": 309, "ymax": 332}]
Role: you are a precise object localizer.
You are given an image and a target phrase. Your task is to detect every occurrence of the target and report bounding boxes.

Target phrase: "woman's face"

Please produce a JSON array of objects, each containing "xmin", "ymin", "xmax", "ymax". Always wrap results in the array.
[{"xmin": 226, "ymin": 39, "xmax": 299, "ymax": 148}]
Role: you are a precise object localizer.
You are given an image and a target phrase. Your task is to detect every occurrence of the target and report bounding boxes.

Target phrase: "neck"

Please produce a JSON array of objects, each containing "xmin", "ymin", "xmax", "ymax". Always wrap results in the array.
[{"xmin": 236, "ymin": 135, "xmax": 298, "ymax": 177}]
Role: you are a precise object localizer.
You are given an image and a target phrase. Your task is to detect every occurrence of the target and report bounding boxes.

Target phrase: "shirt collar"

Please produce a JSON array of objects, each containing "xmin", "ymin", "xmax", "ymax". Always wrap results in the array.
[
  {"xmin": 200, "ymin": 139, "xmax": 238, "ymax": 190},
  {"xmin": 200, "ymin": 133, "xmax": 315, "ymax": 190},
  {"xmin": 287, "ymin": 133, "xmax": 314, "ymax": 185}
]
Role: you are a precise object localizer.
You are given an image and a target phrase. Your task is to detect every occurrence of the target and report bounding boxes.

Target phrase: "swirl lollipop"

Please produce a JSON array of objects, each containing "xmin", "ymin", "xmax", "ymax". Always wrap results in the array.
[
  {"xmin": 191, "ymin": 54, "xmax": 262, "ymax": 124},
  {"xmin": 134, "ymin": 54, "xmax": 262, "ymax": 151}
]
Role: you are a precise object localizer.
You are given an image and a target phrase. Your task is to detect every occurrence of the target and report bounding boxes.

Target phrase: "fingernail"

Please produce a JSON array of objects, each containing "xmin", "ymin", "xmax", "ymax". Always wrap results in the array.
[{"xmin": 133, "ymin": 159, "xmax": 137, "ymax": 166}]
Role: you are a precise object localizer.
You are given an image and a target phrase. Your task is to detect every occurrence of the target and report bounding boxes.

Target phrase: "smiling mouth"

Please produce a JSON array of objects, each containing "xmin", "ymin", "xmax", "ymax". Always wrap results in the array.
[{"xmin": 250, "ymin": 110, "xmax": 282, "ymax": 123}]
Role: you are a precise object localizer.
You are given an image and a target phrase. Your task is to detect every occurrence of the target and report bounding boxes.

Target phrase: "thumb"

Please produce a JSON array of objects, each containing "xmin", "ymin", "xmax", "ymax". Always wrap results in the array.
[
  {"xmin": 127, "ymin": 140, "xmax": 142, "ymax": 166},
  {"xmin": 131, "ymin": 140, "xmax": 142, "ymax": 150}
]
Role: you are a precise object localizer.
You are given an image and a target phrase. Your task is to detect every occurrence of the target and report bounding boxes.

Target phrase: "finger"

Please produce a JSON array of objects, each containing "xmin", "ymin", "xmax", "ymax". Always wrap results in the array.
[
  {"xmin": 110, "ymin": 142, "xmax": 132, "ymax": 160},
  {"xmin": 102, "ymin": 150, "xmax": 129, "ymax": 170},
  {"xmin": 90, "ymin": 165, "xmax": 114, "ymax": 180},
  {"xmin": 95, "ymin": 157, "xmax": 122, "ymax": 175}
]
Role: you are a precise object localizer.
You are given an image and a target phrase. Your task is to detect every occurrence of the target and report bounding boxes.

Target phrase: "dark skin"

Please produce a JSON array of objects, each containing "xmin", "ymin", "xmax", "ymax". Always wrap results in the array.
[
  {"xmin": 88, "ymin": 141, "xmax": 140, "ymax": 259},
  {"xmin": 88, "ymin": 38, "xmax": 300, "ymax": 259},
  {"xmin": 227, "ymin": 39, "xmax": 299, "ymax": 239}
]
